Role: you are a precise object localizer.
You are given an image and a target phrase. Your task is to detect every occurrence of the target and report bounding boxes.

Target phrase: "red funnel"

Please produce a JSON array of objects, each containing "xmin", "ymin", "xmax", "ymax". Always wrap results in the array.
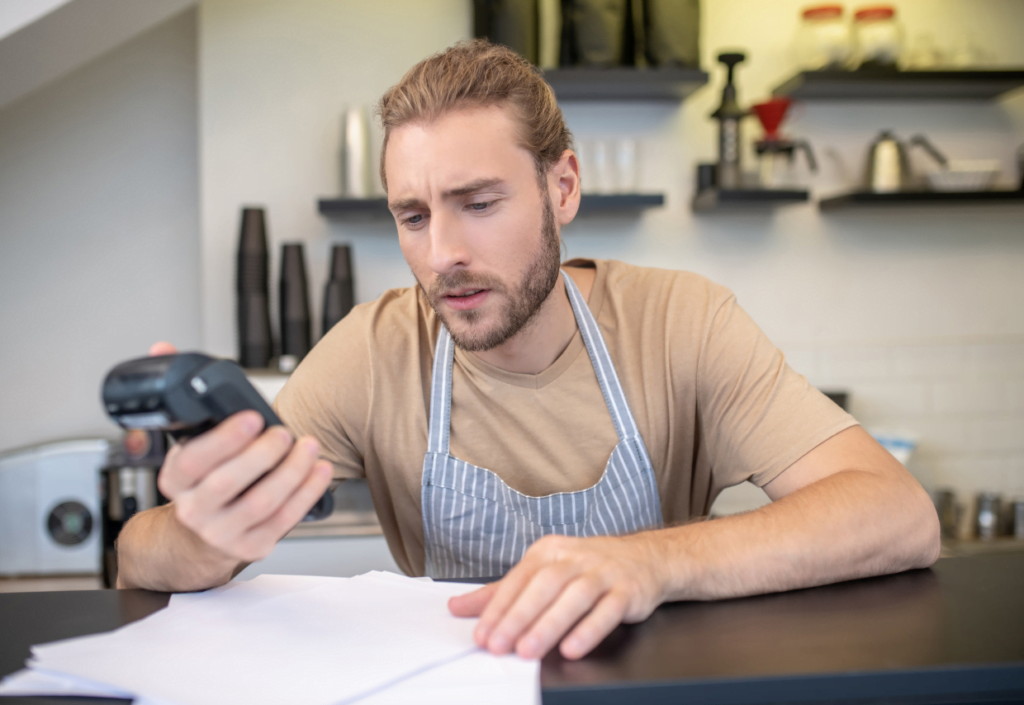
[{"xmin": 751, "ymin": 97, "xmax": 792, "ymax": 139}]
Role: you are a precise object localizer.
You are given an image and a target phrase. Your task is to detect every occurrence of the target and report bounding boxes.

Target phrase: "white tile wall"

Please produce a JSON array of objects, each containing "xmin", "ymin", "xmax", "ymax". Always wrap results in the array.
[{"xmin": 782, "ymin": 341, "xmax": 1024, "ymax": 502}]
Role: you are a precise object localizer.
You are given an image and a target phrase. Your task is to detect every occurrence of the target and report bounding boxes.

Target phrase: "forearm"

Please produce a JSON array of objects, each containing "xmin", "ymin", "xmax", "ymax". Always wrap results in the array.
[
  {"xmin": 654, "ymin": 469, "xmax": 941, "ymax": 602},
  {"xmin": 115, "ymin": 504, "xmax": 244, "ymax": 592}
]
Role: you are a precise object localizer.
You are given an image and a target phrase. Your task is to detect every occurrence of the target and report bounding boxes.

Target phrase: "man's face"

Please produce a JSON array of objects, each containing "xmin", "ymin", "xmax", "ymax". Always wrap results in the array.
[{"xmin": 385, "ymin": 105, "xmax": 561, "ymax": 352}]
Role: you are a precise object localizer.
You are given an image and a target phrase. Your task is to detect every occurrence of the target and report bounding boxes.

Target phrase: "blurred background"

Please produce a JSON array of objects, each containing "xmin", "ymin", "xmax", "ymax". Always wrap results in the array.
[{"xmin": 1, "ymin": 0, "xmax": 1022, "ymax": 585}]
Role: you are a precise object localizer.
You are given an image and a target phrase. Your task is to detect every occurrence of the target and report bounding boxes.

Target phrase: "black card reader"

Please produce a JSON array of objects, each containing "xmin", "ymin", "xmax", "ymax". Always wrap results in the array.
[{"xmin": 101, "ymin": 352, "xmax": 333, "ymax": 521}]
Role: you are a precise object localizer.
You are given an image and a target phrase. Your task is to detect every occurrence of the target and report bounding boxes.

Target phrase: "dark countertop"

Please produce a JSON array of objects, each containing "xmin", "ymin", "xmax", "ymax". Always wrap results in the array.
[{"xmin": 2, "ymin": 553, "xmax": 1023, "ymax": 705}]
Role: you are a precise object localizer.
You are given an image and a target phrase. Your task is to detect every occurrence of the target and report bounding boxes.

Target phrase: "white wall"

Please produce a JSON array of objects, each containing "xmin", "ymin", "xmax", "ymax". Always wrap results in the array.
[
  {"xmin": 194, "ymin": 0, "xmax": 1022, "ymax": 508},
  {"xmin": 198, "ymin": 0, "xmax": 471, "ymax": 359},
  {"xmin": 0, "ymin": 9, "xmax": 201, "ymax": 453}
]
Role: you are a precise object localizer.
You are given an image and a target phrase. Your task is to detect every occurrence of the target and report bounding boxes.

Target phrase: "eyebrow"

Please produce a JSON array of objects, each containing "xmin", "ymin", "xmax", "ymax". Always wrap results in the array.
[{"xmin": 388, "ymin": 178, "xmax": 505, "ymax": 214}]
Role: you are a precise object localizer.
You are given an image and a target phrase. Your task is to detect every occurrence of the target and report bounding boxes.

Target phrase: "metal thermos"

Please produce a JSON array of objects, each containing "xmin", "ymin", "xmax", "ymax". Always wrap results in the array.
[
  {"xmin": 710, "ymin": 52, "xmax": 748, "ymax": 189},
  {"xmin": 343, "ymin": 107, "xmax": 371, "ymax": 198},
  {"xmin": 975, "ymin": 492, "xmax": 1001, "ymax": 540},
  {"xmin": 866, "ymin": 131, "xmax": 947, "ymax": 193}
]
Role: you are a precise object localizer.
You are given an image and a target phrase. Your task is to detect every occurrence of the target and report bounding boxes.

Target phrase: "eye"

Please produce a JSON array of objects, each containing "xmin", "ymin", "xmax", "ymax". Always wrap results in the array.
[
  {"xmin": 400, "ymin": 213, "xmax": 427, "ymax": 228},
  {"xmin": 467, "ymin": 201, "xmax": 492, "ymax": 212}
]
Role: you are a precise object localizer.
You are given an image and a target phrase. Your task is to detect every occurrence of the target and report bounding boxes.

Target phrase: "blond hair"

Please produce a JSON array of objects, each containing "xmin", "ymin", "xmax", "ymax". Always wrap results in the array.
[{"xmin": 376, "ymin": 39, "xmax": 573, "ymax": 191}]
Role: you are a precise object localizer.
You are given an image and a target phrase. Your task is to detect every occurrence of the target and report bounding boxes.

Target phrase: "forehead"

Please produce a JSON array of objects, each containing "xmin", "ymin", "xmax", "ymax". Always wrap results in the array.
[{"xmin": 384, "ymin": 104, "xmax": 534, "ymax": 192}]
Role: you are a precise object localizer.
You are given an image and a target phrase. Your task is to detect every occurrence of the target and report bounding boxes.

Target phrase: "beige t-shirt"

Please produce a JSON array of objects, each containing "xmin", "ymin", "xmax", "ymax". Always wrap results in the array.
[{"xmin": 274, "ymin": 259, "xmax": 856, "ymax": 576}]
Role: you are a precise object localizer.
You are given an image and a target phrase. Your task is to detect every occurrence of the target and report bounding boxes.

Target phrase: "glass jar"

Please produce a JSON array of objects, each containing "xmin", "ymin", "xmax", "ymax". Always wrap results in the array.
[
  {"xmin": 851, "ymin": 5, "xmax": 903, "ymax": 69},
  {"xmin": 794, "ymin": 5, "xmax": 851, "ymax": 71}
]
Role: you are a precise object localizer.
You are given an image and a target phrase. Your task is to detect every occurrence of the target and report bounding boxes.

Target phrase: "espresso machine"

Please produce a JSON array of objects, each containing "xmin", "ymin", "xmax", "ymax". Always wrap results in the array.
[{"xmin": 100, "ymin": 429, "xmax": 167, "ymax": 587}]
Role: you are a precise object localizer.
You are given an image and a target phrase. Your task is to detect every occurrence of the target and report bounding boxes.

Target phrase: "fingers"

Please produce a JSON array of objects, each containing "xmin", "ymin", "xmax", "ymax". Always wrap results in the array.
[
  {"xmin": 176, "ymin": 432, "xmax": 331, "ymax": 562},
  {"xmin": 159, "ymin": 411, "xmax": 265, "ymax": 497},
  {"xmin": 472, "ymin": 563, "xmax": 536, "ymax": 647},
  {"xmin": 482, "ymin": 564, "xmax": 581, "ymax": 655},
  {"xmin": 559, "ymin": 590, "xmax": 628, "ymax": 660},
  {"xmin": 148, "ymin": 341, "xmax": 178, "ymax": 356},
  {"xmin": 176, "ymin": 426, "xmax": 296, "ymax": 522},
  {"xmin": 517, "ymin": 576, "xmax": 606, "ymax": 659},
  {"xmin": 211, "ymin": 435, "xmax": 321, "ymax": 533},
  {"xmin": 465, "ymin": 534, "xmax": 664, "ymax": 661},
  {"xmin": 236, "ymin": 460, "xmax": 334, "ymax": 559},
  {"xmin": 448, "ymin": 582, "xmax": 497, "ymax": 618}
]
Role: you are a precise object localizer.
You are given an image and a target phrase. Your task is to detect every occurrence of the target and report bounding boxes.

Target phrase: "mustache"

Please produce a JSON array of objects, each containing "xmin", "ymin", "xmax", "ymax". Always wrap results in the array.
[{"xmin": 428, "ymin": 270, "xmax": 506, "ymax": 299}]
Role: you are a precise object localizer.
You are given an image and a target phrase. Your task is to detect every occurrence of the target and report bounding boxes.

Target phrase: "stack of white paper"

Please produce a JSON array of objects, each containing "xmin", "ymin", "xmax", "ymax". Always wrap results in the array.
[{"xmin": 0, "ymin": 572, "xmax": 539, "ymax": 705}]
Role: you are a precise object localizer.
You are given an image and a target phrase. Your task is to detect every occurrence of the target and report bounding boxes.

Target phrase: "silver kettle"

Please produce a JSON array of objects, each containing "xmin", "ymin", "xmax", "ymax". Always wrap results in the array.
[{"xmin": 866, "ymin": 131, "xmax": 948, "ymax": 192}]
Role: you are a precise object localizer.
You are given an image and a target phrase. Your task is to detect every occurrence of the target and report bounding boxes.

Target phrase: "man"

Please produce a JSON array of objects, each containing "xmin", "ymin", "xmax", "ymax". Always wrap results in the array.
[{"xmin": 117, "ymin": 40, "xmax": 940, "ymax": 662}]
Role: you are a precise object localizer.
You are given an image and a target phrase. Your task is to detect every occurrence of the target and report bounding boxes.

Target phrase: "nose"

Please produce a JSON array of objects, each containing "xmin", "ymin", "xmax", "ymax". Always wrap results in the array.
[{"xmin": 426, "ymin": 207, "xmax": 470, "ymax": 275}]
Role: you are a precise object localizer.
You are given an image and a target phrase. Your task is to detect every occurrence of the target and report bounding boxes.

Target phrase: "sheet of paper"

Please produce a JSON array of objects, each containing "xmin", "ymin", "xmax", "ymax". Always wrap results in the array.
[
  {"xmin": 25, "ymin": 572, "xmax": 520, "ymax": 705},
  {"xmin": 358, "ymin": 651, "xmax": 541, "ymax": 705},
  {"xmin": 0, "ymin": 667, "xmax": 134, "ymax": 699}
]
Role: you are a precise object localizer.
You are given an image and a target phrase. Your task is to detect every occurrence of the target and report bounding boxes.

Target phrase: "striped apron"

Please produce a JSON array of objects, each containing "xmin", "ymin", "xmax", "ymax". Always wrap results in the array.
[{"xmin": 421, "ymin": 271, "xmax": 663, "ymax": 579}]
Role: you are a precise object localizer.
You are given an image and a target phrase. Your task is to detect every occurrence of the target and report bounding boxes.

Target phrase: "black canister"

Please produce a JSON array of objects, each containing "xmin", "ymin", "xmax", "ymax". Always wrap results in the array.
[
  {"xmin": 474, "ymin": 0, "xmax": 539, "ymax": 64},
  {"xmin": 570, "ymin": 0, "xmax": 629, "ymax": 67},
  {"xmin": 643, "ymin": 0, "xmax": 700, "ymax": 67},
  {"xmin": 279, "ymin": 243, "xmax": 312, "ymax": 372},
  {"xmin": 237, "ymin": 207, "xmax": 273, "ymax": 369},
  {"xmin": 323, "ymin": 244, "xmax": 355, "ymax": 338}
]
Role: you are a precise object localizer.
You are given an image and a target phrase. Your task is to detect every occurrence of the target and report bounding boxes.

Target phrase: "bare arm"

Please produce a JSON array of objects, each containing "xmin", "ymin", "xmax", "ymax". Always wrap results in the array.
[
  {"xmin": 116, "ymin": 504, "xmax": 243, "ymax": 592},
  {"xmin": 450, "ymin": 426, "xmax": 941, "ymax": 659},
  {"xmin": 661, "ymin": 426, "xmax": 940, "ymax": 600}
]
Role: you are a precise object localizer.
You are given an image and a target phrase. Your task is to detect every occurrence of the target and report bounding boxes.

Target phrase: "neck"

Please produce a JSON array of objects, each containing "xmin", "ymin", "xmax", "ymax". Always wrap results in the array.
[{"xmin": 469, "ymin": 273, "xmax": 577, "ymax": 375}]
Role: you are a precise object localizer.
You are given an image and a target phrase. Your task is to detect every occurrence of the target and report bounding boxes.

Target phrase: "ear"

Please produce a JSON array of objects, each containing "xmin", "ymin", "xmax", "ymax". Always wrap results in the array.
[{"xmin": 548, "ymin": 149, "xmax": 581, "ymax": 226}]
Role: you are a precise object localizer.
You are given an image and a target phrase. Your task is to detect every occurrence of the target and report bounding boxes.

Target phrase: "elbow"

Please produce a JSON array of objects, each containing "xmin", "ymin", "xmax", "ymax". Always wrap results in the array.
[{"xmin": 909, "ymin": 485, "xmax": 942, "ymax": 569}]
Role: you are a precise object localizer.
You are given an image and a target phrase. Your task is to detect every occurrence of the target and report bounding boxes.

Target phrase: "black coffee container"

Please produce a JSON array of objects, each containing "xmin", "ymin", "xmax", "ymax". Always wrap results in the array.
[
  {"xmin": 643, "ymin": 0, "xmax": 700, "ymax": 67},
  {"xmin": 237, "ymin": 207, "xmax": 273, "ymax": 369},
  {"xmin": 279, "ymin": 243, "xmax": 312, "ymax": 365},
  {"xmin": 570, "ymin": 0, "xmax": 629, "ymax": 66},
  {"xmin": 474, "ymin": 0, "xmax": 539, "ymax": 64},
  {"xmin": 322, "ymin": 244, "xmax": 355, "ymax": 338}
]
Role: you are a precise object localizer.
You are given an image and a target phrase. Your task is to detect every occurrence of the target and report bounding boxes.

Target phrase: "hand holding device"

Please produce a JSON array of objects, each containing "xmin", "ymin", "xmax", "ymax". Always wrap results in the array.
[{"xmin": 101, "ymin": 352, "xmax": 334, "ymax": 564}]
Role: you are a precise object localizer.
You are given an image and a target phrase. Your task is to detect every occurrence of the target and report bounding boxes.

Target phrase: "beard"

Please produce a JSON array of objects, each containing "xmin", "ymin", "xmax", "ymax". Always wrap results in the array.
[{"xmin": 423, "ymin": 195, "xmax": 562, "ymax": 352}]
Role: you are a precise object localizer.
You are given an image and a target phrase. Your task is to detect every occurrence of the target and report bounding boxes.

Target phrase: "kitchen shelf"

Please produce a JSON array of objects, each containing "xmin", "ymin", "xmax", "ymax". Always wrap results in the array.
[
  {"xmin": 317, "ymin": 193, "xmax": 665, "ymax": 220},
  {"xmin": 692, "ymin": 188, "xmax": 809, "ymax": 212},
  {"xmin": 772, "ymin": 69, "xmax": 1024, "ymax": 101},
  {"xmin": 318, "ymin": 197, "xmax": 389, "ymax": 217},
  {"xmin": 542, "ymin": 67, "xmax": 708, "ymax": 101},
  {"xmin": 575, "ymin": 193, "xmax": 665, "ymax": 213},
  {"xmin": 819, "ymin": 189, "xmax": 1024, "ymax": 210}
]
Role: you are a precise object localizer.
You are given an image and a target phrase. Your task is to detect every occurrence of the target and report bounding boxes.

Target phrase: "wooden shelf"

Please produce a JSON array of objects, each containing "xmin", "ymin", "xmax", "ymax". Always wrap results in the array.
[
  {"xmin": 819, "ymin": 189, "xmax": 1024, "ymax": 210},
  {"xmin": 542, "ymin": 67, "xmax": 708, "ymax": 101},
  {"xmin": 692, "ymin": 188, "xmax": 809, "ymax": 212},
  {"xmin": 772, "ymin": 69, "xmax": 1024, "ymax": 101},
  {"xmin": 318, "ymin": 193, "xmax": 665, "ymax": 221}
]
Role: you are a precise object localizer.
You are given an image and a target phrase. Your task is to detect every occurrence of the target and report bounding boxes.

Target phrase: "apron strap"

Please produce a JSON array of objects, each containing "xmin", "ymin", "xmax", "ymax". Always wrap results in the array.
[
  {"xmin": 560, "ymin": 271, "xmax": 640, "ymax": 442},
  {"xmin": 427, "ymin": 328, "xmax": 454, "ymax": 455}
]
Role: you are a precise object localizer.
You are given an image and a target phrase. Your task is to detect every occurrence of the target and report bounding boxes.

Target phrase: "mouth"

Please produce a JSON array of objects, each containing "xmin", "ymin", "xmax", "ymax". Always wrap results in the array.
[{"xmin": 441, "ymin": 288, "xmax": 490, "ymax": 311}]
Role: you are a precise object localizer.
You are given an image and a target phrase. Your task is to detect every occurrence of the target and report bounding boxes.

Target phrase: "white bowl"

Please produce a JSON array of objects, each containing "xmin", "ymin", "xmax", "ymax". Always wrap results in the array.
[{"xmin": 925, "ymin": 159, "xmax": 1000, "ymax": 192}]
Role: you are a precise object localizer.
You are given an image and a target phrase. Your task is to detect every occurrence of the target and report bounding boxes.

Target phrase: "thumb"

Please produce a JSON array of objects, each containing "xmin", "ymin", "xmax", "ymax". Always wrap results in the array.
[{"xmin": 148, "ymin": 341, "xmax": 178, "ymax": 356}]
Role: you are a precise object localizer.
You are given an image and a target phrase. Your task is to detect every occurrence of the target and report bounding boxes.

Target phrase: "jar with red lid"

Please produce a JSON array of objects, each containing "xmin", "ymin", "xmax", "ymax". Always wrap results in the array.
[
  {"xmin": 851, "ymin": 5, "xmax": 903, "ymax": 69},
  {"xmin": 794, "ymin": 4, "xmax": 851, "ymax": 71}
]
